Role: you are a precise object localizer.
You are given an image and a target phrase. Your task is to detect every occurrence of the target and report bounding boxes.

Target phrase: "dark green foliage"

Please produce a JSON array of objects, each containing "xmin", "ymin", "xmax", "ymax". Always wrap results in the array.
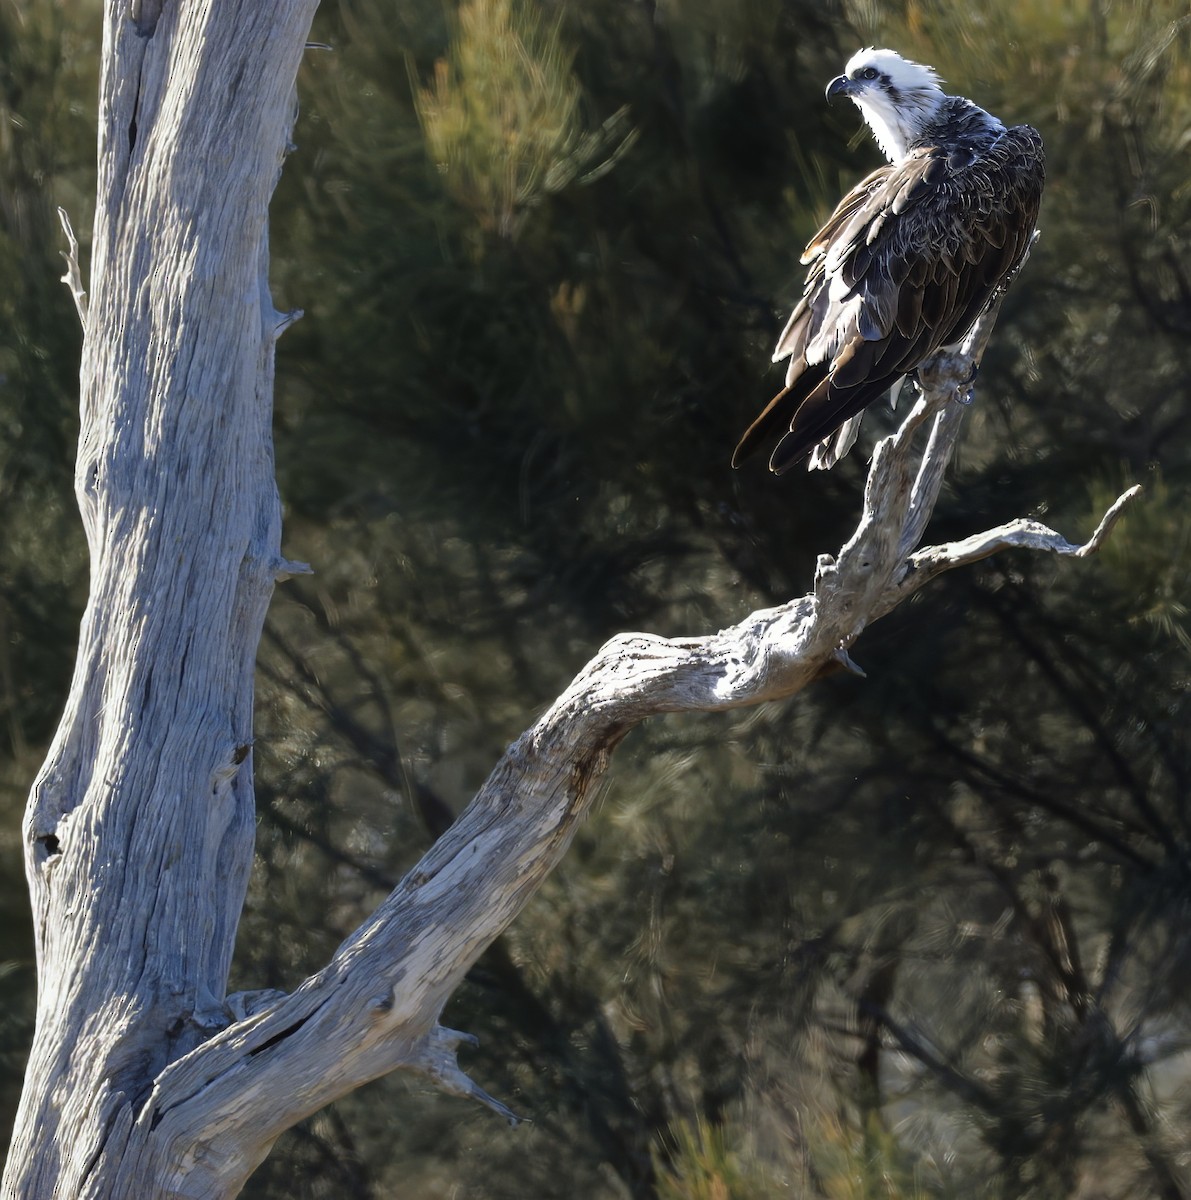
[{"xmin": 3, "ymin": 0, "xmax": 1191, "ymax": 1196}]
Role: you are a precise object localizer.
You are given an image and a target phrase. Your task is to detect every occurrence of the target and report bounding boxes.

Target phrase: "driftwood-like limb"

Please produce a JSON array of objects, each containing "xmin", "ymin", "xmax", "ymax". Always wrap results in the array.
[
  {"xmin": 93, "ymin": 316, "xmax": 1136, "ymax": 1200},
  {"xmin": 56, "ymin": 207, "xmax": 88, "ymax": 330},
  {"xmin": 406, "ymin": 1026, "xmax": 524, "ymax": 1126},
  {"xmin": 883, "ymin": 485, "xmax": 1143, "ymax": 615}
]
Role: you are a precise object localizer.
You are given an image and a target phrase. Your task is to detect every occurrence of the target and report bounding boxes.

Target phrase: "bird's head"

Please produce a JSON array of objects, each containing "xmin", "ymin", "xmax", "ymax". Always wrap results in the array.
[{"xmin": 827, "ymin": 48, "xmax": 945, "ymax": 163}]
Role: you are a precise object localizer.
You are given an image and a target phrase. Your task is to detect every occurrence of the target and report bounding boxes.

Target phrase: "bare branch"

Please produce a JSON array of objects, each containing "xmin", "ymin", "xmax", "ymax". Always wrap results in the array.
[
  {"xmin": 116, "ymin": 303, "xmax": 1140, "ymax": 1184},
  {"xmin": 57, "ymin": 207, "xmax": 88, "ymax": 330},
  {"xmin": 1079, "ymin": 485, "xmax": 1145, "ymax": 556},
  {"xmin": 895, "ymin": 234, "xmax": 1041, "ymax": 558},
  {"xmin": 407, "ymin": 1026, "xmax": 524, "ymax": 1127},
  {"xmin": 885, "ymin": 485, "xmax": 1143, "ymax": 611}
]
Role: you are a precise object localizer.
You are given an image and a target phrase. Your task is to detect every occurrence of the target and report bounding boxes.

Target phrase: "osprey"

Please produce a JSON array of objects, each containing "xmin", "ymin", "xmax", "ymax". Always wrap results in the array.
[{"xmin": 733, "ymin": 48, "xmax": 1045, "ymax": 473}]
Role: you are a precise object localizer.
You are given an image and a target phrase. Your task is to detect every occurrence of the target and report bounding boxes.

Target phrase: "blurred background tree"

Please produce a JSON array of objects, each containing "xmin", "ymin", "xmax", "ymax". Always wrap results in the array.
[{"xmin": 2, "ymin": 0, "xmax": 1189, "ymax": 1196}]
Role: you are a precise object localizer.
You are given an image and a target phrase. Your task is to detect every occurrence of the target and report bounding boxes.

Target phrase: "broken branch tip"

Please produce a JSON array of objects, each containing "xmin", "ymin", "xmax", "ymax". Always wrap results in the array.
[{"xmin": 1077, "ymin": 484, "xmax": 1142, "ymax": 558}]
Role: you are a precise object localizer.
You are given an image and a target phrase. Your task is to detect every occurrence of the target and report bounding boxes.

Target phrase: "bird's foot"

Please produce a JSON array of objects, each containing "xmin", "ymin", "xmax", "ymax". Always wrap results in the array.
[{"xmin": 955, "ymin": 362, "xmax": 979, "ymax": 406}]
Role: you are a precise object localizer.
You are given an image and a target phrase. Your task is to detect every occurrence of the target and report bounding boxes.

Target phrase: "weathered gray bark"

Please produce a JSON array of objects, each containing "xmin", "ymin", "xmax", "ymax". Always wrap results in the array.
[
  {"xmin": 3, "ymin": 2, "xmax": 317, "ymax": 1196},
  {"xmin": 3, "ymin": 6, "xmax": 1138, "ymax": 1199}
]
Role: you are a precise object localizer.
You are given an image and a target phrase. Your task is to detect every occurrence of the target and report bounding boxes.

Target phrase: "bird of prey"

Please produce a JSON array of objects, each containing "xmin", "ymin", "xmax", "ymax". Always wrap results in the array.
[{"xmin": 733, "ymin": 48, "xmax": 1045, "ymax": 474}]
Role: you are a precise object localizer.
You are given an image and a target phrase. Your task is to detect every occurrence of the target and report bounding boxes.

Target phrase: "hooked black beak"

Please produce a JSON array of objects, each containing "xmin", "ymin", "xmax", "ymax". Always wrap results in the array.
[{"xmin": 826, "ymin": 75, "xmax": 853, "ymax": 101}]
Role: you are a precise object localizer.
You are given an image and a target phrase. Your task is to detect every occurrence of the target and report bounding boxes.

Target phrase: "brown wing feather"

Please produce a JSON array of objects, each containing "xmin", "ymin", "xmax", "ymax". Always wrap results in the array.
[
  {"xmin": 735, "ymin": 123, "xmax": 1045, "ymax": 473},
  {"xmin": 730, "ymin": 364, "xmax": 829, "ymax": 469}
]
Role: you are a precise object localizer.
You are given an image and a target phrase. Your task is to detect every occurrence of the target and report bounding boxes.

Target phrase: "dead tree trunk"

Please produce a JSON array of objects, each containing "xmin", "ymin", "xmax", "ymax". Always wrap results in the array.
[
  {"xmin": 2, "ymin": 5, "xmax": 1138, "ymax": 1199},
  {"xmin": 3, "ymin": 3, "xmax": 318, "ymax": 1196}
]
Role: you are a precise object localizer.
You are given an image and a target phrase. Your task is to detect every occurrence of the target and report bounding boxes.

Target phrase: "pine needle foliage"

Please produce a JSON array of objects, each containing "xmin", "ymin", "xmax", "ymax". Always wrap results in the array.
[
  {"xmin": 807, "ymin": 1113, "xmax": 931, "ymax": 1200},
  {"xmin": 413, "ymin": 0, "xmax": 635, "ymax": 239},
  {"xmin": 654, "ymin": 1115, "xmax": 781, "ymax": 1200}
]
